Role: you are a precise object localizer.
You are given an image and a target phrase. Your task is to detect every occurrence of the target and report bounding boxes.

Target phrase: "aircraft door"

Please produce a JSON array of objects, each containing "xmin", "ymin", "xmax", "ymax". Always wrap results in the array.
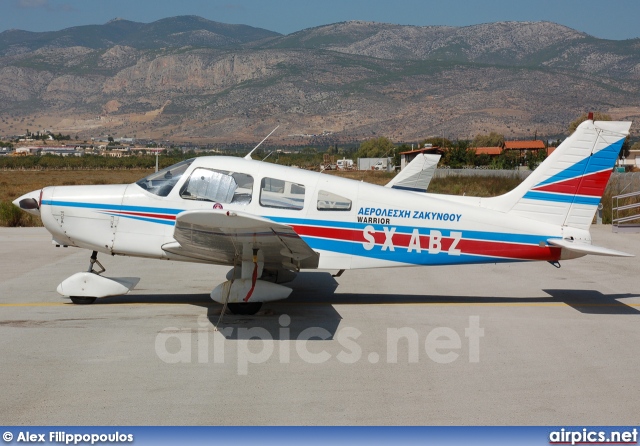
[{"xmin": 312, "ymin": 186, "xmax": 356, "ymax": 269}]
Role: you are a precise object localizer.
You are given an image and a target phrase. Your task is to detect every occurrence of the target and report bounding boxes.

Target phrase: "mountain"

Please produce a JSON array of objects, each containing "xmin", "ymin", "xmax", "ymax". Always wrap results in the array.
[
  {"xmin": 0, "ymin": 16, "xmax": 280, "ymax": 55},
  {"xmin": 270, "ymin": 21, "xmax": 586, "ymax": 62},
  {"xmin": 0, "ymin": 17, "xmax": 638, "ymax": 145},
  {"xmin": 269, "ymin": 21, "xmax": 640, "ymax": 80}
]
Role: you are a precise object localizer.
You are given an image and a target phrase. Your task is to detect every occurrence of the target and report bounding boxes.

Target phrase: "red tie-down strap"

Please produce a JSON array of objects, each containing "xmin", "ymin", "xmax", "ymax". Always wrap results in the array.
[{"xmin": 243, "ymin": 253, "xmax": 259, "ymax": 302}]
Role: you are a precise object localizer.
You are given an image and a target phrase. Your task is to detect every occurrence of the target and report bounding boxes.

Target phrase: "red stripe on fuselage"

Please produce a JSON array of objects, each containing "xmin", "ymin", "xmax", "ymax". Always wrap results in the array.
[
  {"xmin": 110, "ymin": 210, "xmax": 177, "ymax": 221},
  {"xmin": 290, "ymin": 225, "xmax": 356, "ymax": 242},
  {"xmin": 292, "ymin": 224, "xmax": 561, "ymax": 261},
  {"xmin": 457, "ymin": 238, "xmax": 560, "ymax": 261}
]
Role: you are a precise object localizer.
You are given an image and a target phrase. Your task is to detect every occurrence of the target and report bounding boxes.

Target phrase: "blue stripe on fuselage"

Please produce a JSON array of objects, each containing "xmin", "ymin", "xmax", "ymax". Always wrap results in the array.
[
  {"xmin": 41, "ymin": 200, "xmax": 554, "ymax": 251},
  {"xmin": 41, "ymin": 200, "xmax": 183, "ymax": 215},
  {"xmin": 304, "ymin": 236, "xmax": 521, "ymax": 266},
  {"xmin": 267, "ymin": 215, "xmax": 552, "ymax": 246}
]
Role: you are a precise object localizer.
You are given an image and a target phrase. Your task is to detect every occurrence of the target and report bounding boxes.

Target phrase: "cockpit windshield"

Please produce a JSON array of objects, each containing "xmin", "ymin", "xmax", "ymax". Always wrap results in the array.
[{"xmin": 135, "ymin": 159, "xmax": 194, "ymax": 197}]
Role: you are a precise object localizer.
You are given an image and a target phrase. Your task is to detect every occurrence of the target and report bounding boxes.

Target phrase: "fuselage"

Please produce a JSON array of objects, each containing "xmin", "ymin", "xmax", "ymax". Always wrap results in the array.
[{"xmin": 33, "ymin": 156, "xmax": 582, "ymax": 270}]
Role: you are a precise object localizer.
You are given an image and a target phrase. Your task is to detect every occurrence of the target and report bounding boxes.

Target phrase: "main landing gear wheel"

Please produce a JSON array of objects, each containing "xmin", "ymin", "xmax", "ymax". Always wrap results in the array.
[
  {"xmin": 69, "ymin": 296, "xmax": 97, "ymax": 305},
  {"xmin": 227, "ymin": 302, "xmax": 262, "ymax": 315}
]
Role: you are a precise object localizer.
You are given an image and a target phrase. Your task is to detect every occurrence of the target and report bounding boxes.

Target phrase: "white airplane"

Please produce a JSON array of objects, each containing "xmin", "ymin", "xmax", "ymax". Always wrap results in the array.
[{"xmin": 14, "ymin": 116, "xmax": 633, "ymax": 315}]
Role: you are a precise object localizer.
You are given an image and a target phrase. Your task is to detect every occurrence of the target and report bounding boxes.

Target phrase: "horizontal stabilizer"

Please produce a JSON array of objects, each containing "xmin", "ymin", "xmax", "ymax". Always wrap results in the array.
[{"xmin": 547, "ymin": 238, "xmax": 634, "ymax": 257}]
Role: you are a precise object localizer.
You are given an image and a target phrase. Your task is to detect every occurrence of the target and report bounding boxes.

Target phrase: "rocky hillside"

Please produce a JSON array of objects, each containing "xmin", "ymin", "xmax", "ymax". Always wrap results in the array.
[{"xmin": 0, "ymin": 17, "xmax": 638, "ymax": 145}]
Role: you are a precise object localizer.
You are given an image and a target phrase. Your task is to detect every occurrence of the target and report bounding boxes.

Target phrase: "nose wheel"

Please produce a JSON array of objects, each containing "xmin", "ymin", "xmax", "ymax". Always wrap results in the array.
[
  {"xmin": 57, "ymin": 250, "xmax": 139, "ymax": 304},
  {"xmin": 68, "ymin": 251, "xmax": 104, "ymax": 305}
]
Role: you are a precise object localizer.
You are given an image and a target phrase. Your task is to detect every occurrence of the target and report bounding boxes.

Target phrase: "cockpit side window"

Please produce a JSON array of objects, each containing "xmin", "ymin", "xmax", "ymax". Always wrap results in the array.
[
  {"xmin": 259, "ymin": 177, "xmax": 305, "ymax": 210},
  {"xmin": 317, "ymin": 190, "xmax": 352, "ymax": 211},
  {"xmin": 136, "ymin": 159, "xmax": 194, "ymax": 197},
  {"xmin": 180, "ymin": 168, "xmax": 254, "ymax": 205}
]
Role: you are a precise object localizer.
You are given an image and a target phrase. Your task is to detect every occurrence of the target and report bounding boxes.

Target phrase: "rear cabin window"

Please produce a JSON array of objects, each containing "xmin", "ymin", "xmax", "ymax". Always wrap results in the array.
[
  {"xmin": 180, "ymin": 168, "xmax": 254, "ymax": 205},
  {"xmin": 259, "ymin": 177, "xmax": 305, "ymax": 210},
  {"xmin": 317, "ymin": 190, "xmax": 352, "ymax": 211}
]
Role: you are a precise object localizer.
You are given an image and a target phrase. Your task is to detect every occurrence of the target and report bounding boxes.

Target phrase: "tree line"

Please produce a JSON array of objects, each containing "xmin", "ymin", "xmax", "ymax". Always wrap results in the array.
[
  {"xmin": 0, "ymin": 154, "xmax": 188, "ymax": 170},
  {"xmin": 1, "ymin": 113, "xmax": 634, "ymax": 171},
  {"xmin": 354, "ymin": 134, "xmax": 546, "ymax": 170},
  {"xmin": 351, "ymin": 113, "xmax": 635, "ymax": 170},
  {"xmin": 0, "ymin": 141, "xmax": 553, "ymax": 171}
]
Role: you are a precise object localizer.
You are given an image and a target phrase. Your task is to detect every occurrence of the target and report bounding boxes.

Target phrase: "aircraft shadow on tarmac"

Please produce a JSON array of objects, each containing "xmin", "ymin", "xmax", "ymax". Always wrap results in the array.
[
  {"xmin": 95, "ymin": 272, "xmax": 640, "ymax": 339},
  {"xmin": 542, "ymin": 289, "xmax": 640, "ymax": 315}
]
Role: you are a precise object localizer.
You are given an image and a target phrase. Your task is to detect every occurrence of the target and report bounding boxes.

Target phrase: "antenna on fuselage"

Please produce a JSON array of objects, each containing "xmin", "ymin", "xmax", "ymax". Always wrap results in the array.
[{"xmin": 244, "ymin": 125, "xmax": 279, "ymax": 160}]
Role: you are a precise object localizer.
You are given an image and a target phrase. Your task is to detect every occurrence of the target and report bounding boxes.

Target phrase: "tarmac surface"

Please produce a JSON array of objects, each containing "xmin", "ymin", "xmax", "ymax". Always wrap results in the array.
[{"xmin": 1, "ymin": 226, "xmax": 639, "ymax": 425}]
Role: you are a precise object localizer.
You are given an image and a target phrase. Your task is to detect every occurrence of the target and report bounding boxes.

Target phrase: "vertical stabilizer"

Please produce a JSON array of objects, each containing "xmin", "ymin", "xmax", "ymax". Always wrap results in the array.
[{"xmin": 483, "ymin": 119, "xmax": 631, "ymax": 230}]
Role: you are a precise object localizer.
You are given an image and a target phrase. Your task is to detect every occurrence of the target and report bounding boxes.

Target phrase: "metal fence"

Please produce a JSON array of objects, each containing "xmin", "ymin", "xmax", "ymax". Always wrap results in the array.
[
  {"xmin": 612, "ymin": 190, "xmax": 640, "ymax": 232},
  {"xmin": 610, "ymin": 173, "xmax": 640, "ymax": 232}
]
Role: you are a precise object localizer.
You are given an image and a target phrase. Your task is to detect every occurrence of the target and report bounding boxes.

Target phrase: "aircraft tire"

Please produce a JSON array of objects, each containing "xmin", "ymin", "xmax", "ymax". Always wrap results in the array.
[
  {"xmin": 227, "ymin": 302, "xmax": 262, "ymax": 315},
  {"xmin": 69, "ymin": 296, "xmax": 97, "ymax": 305}
]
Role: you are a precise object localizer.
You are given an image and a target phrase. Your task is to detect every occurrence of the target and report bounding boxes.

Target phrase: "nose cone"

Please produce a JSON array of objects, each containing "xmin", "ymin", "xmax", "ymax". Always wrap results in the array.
[{"xmin": 13, "ymin": 189, "xmax": 41, "ymax": 216}]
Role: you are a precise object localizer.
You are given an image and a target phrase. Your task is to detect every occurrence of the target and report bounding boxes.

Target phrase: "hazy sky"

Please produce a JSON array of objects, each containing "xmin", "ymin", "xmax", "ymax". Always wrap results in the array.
[{"xmin": 1, "ymin": 0, "xmax": 639, "ymax": 40}]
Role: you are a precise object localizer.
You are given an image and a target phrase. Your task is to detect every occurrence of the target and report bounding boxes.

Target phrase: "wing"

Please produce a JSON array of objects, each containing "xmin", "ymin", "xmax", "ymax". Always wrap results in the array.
[
  {"xmin": 162, "ymin": 210, "xmax": 319, "ymax": 269},
  {"xmin": 385, "ymin": 153, "xmax": 441, "ymax": 192}
]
